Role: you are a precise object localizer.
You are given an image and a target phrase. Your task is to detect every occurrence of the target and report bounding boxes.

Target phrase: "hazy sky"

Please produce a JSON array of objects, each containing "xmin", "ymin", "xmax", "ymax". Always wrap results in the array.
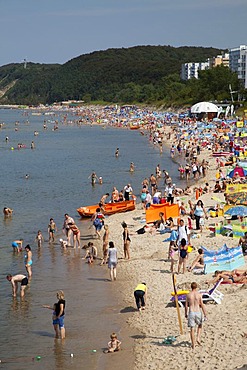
[{"xmin": 1, "ymin": 0, "xmax": 246, "ymax": 66}]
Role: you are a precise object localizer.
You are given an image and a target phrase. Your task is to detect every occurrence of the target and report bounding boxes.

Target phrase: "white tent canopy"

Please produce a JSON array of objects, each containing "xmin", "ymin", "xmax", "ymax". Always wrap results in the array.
[{"xmin": 191, "ymin": 101, "xmax": 219, "ymax": 114}]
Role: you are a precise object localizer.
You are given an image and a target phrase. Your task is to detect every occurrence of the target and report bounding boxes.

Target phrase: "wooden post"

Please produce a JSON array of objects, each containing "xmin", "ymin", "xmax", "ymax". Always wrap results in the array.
[{"xmin": 172, "ymin": 273, "xmax": 183, "ymax": 335}]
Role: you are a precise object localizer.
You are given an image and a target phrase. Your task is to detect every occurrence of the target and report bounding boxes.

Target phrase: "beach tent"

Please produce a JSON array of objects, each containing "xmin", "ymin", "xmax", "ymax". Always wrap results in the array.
[
  {"xmin": 202, "ymin": 244, "xmax": 245, "ymax": 274},
  {"xmin": 191, "ymin": 102, "xmax": 219, "ymax": 114},
  {"xmin": 227, "ymin": 166, "xmax": 247, "ymax": 178}
]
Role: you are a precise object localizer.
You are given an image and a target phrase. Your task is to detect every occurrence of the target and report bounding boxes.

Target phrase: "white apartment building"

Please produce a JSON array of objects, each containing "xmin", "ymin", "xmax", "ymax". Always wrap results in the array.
[
  {"xmin": 229, "ymin": 45, "xmax": 247, "ymax": 88},
  {"xmin": 181, "ymin": 61, "xmax": 210, "ymax": 80}
]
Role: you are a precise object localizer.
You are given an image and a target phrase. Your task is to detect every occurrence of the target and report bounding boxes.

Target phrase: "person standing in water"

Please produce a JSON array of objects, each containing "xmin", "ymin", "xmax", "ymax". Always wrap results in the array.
[
  {"xmin": 63, "ymin": 213, "xmax": 74, "ymax": 246},
  {"xmin": 3, "ymin": 207, "xmax": 13, "ymax": 217},
  {"xmin": 6, "ymin": 274, "xmax": 28, "ymax": 297},
  {"xmin": 24, "ymin": 244, "xmax": 33, "ymax": 278},
  {"xmin": 43, "ymin": 291, "xmax": 66, "ymax": 339},
  {"xmin": 89, "ymin": 171, "xmax": 98, "ymax": 186},
  {"xmin": 48, "ymin": 218, "xmax": 57, "ymax": 243},
  {"xmin": 115, "ymin": 148, "xmax": 119, "ymax": 157},
  {"xmin": 35, "ymin": 230, "xmax": 44, "ymax": 248},
  {"xmin": 129, "ymin": 162, "xmax": 135, "ymax": 172},
  {"xmin": 108, "ymin": 241, "xmax": 118, "ymax": 281}
]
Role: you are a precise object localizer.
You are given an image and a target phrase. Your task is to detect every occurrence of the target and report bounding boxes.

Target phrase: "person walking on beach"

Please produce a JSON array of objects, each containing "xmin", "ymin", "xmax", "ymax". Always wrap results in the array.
[
  {"xmin": 122, "ymin": 221, "xmax": 131, "ymax": 259},
  {"xmin": 6, "ymin": 274, "xmax": 28, "ymax": 297},
  {"xmin": 24, "ymin": 244, "xmax": 33, "ymax": 278},
  {"xmin": 134, "ymin": 282, "xmax": 147, "ymax": 312},
  {"xmin": 177, "ymin": 219, "xmax": 190, "ymax": 246},
  {"xmin": 193, "ymin": 200, "xmax": 208, "ymax": 231},
  {"xmin": 91, "ymin": 207, "xmax": 104, "ymax": 239},
  {"xmin": 63, "ymin": 213, "xmax": 74, "ymax": 246},
  {"xmin": 48, "ymin": 218, "xmax": 57, "ymax": 243},
  {"xmin": 108, "ymin": 241, "xmax": 118, "ymax": 281},
  {"xmin": 101, "ymin": 224, "xmax": 109, "ymax": 265},
  {"xmin": 185, "ymin": 282, "xmax": 207, "ymax": 350}
]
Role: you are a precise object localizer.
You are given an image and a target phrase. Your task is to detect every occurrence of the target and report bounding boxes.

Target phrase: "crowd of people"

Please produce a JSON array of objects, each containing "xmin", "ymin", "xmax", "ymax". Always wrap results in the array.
[{"xmin": 5, "ymin": 105, "xmax": 247, "ymax": 360}]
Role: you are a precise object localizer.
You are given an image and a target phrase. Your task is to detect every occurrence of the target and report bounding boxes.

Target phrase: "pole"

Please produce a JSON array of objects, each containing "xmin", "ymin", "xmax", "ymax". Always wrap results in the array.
[{"xmin": 172, "ymin": 273, "xmax": 183, "ymax": 335}]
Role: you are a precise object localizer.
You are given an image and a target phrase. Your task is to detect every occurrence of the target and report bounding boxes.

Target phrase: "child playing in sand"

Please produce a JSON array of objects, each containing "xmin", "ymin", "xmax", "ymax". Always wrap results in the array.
[
  {"xmin": 35, "ymin": 230, "xmax": 44, "ymax": 248},
  {"xmin": 105, "ymin": 333, "xmax": 121, "ymax": 353}
]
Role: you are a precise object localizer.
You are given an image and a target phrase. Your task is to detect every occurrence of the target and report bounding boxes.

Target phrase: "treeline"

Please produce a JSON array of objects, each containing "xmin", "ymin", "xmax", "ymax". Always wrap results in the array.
[{"xmin": 0, "ymin": 45, "xmax": 244, "ymax": 106}]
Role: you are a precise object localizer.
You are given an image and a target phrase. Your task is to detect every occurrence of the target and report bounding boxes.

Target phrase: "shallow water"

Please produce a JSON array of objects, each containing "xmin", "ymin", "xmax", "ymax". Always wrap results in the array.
[{"xmin": 0, "ymin": 109, "xmax": 182, "ymax": 370}]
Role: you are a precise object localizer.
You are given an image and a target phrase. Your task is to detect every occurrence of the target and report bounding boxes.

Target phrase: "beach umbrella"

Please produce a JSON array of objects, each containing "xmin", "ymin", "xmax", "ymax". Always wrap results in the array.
[
  {"xmin": 227, "ymin": 166, "xmax": 247, "ymax": 178},
  {"xmin": 225, "ymin": 206, "xmax": 247, "ymax": 217},
  {"xmin": 191, "ymin": 102, "xmax": 219, "ymax": 114}
]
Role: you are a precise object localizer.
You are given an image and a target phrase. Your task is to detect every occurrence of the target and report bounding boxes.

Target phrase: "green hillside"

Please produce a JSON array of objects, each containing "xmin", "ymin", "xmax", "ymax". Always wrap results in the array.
[{"xmin": 0, "ymin": 45, "xmax": 242, "ymax": 106}]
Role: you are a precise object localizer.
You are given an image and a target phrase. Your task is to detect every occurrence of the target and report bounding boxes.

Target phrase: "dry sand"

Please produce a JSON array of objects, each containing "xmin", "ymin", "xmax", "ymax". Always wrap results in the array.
[{"xmin": 98, "ymin": 134, "xmax": 247, "ymax": 370}]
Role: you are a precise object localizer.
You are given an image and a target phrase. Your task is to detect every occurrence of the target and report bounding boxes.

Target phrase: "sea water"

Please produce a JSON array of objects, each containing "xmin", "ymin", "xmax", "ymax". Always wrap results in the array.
[{"xmin": 0, "ymin": 108, "xmax": 183, "ymax": 370}]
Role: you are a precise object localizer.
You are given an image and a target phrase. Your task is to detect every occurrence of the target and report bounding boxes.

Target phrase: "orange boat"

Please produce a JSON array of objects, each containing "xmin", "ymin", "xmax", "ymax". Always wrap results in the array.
[{"xmin": 77, "ymin": 199, "xmax": 136, "ymax": 217}]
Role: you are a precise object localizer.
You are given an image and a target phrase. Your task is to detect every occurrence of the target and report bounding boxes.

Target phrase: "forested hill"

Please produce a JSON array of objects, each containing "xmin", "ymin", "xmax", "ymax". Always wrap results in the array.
[{"xmin": 0, "ymin": 45, "xmax": 240, "ymax": 106}]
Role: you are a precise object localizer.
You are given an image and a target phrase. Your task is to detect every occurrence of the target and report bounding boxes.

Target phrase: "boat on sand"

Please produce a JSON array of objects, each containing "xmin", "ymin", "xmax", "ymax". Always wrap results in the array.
[{"xmin": 77, "ymin": 199, "xmax": 136, "ymax": 217}]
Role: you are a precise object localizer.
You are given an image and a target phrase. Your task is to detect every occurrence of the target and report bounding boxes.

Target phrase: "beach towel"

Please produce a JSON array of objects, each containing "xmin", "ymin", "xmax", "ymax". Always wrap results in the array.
[{"xmin": 163, "ymin": 230, "xmax": 178, "ymax": 242}]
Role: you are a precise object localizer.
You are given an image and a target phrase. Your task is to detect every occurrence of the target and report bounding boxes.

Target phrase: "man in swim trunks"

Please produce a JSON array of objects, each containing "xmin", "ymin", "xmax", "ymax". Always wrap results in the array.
[
  {"xmin": 6, "ymin": 274, "xmax": 28, "ymax": 297},
  {"xmin": 185, "ymin": 282, "xmax": 207, "ymax": 350}
]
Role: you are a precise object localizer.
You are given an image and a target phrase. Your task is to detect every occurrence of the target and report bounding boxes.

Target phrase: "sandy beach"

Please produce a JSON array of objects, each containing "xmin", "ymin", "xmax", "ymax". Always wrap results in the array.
[{"xmin": 100, "ymin": 126, "xmax": 247, "ymax": 370}]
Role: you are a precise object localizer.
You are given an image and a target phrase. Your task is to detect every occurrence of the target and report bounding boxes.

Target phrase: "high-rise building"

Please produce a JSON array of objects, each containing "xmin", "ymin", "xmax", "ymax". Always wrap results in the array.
[
  {"xmin": 229, "ymin": 45, "xmax": 247, "ymax": 88},
  {"xmin": 181, "ymin": 61, "xmax": 210, "ymax": 80}
]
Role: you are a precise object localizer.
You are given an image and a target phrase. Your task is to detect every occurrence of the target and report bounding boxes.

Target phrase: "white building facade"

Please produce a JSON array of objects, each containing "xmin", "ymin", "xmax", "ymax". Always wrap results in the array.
[
  {"xmin": 181, "ymin": 61, "xmax": 210, "ymax": 80},
  {"xmin": 229, "ymin": 45, "xmax": 247, "ymax": 88}
]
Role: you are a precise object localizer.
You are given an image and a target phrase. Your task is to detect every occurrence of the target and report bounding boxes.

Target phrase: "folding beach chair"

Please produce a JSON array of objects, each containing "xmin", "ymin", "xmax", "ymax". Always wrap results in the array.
[{"xmin": 170, "ymin": 278, "xmax": 224, "ymax": 307}]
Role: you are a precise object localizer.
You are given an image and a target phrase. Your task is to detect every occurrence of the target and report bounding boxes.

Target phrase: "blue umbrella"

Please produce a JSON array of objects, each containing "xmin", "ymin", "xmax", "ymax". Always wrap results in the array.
[{"xmin": 225, "ymin": 206, "xmax": 247, "ymax": 217}]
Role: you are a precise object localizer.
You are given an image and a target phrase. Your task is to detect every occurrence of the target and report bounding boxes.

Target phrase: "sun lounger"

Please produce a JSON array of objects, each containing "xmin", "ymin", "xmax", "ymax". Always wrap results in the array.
[{"xmin": 170, "ymin": 278, "xmax": 224, "ymax": 307}]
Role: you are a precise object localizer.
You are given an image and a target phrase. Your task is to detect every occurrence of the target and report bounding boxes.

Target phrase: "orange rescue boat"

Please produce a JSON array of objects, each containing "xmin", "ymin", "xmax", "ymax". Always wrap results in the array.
[{"xmin": 77, "ymin": 199, "xmax": 136, "ymax": 217}]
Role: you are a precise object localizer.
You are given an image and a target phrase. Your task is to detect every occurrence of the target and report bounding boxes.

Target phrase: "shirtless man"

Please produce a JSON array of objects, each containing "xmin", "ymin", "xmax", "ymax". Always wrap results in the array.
[
  {"xmin": 185, "ymin": 282, "xmax": 207, "ymax": 349},
  {"xmin": 100, "ymin": 193, "xmax": 110, "ymax": 205},
  {"xmin": 6, "ymin": 274, "xmax": 28, "ymax": 297}
]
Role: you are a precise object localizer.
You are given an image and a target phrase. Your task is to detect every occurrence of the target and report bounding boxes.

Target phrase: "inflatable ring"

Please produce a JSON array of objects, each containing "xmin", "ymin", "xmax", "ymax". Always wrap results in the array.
[{"xmin": 171, "ymin": 290, "xmax": 189, "ymax": 296}]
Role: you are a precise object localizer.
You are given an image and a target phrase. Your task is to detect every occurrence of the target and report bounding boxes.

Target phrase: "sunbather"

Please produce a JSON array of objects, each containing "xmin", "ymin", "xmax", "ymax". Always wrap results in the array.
[
  {"xmin": 188, "ymin": 249, "xmax": 204, "ymax": 272},
  {"xmin": 207, "ymin": 270, "xmax": 247, "ymax": 285}
]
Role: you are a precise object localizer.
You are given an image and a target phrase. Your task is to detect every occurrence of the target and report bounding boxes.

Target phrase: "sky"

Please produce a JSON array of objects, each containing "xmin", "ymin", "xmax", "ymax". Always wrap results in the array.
[{"xmin": 0, "ymin": 0, "xmax": 246, "ymax": 67}]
